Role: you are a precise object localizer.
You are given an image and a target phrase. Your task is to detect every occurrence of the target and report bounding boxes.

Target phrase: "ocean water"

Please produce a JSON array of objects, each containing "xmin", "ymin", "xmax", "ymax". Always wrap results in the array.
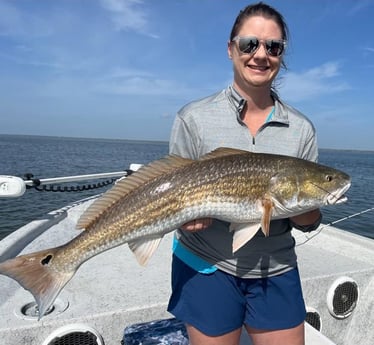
[{"xmin": 0, "ymin": 134, "xmax": 373, "ymax": 241}]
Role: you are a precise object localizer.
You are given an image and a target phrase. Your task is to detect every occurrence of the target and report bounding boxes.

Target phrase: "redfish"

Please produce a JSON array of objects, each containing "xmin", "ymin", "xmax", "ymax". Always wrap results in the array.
[{"xmin": 0, "ymin": 148, "xmax": 351, "ymax": 318}]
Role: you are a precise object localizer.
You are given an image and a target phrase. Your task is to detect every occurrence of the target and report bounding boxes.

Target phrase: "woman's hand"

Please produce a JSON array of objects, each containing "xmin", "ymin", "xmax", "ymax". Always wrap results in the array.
[{"xmin": 181, "ymin": 218, "xmax": 213, "ymax": 232}]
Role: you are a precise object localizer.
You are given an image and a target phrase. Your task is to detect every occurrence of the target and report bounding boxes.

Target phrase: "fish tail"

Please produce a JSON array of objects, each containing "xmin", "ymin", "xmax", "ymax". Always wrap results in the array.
[{"xmin": 0, "ymin": 247, "xmax": 75, "ymax": 319}]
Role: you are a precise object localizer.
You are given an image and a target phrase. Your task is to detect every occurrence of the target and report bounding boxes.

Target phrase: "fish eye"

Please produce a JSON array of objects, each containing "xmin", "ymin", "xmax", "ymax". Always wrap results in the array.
[{"xmin": 325, "ymin": 175, "xmax": 333, "ymax": 182}]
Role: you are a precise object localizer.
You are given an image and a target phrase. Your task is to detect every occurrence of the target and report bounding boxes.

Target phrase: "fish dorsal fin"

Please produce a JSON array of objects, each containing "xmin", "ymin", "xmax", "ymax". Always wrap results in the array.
[
  {"xmin": 76, "ymin": 147, "xmax": 249, "ymax": 230},
  {"xmin": 128, "ymin": 236, "xmax": 163, "ymax": 266},
  {"xmin": 198, "ymin": 147, "xmax": 249, "ymax": 161},
  {"xmin": 76, "ymin": 155, "xmax": 194, "ymax": 230}
]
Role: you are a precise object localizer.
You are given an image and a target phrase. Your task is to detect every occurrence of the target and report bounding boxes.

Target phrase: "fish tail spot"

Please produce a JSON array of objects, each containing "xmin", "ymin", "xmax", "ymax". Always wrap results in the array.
[{"xmin": 41, "ymin": 254, "xmax": 53, "ymax": 265}]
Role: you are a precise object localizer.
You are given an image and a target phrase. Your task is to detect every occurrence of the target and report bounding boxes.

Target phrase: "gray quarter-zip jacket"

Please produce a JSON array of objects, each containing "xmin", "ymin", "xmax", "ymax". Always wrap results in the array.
[{"xmin": 169, "ymin": 85, "xmax": 319, "ymax": 278}]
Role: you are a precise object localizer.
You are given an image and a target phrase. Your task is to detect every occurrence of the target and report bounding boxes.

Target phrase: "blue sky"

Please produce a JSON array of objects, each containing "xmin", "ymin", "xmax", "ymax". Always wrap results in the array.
[{"xmin": 0, "ymin": 0, "xmax": 373, "ymax": 150}]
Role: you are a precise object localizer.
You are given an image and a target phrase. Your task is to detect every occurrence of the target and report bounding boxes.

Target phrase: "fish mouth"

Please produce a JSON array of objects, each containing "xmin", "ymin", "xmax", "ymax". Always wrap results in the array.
[{"xmin": 327, "ymin": 183, "xmax": 351, "ymax": 205}]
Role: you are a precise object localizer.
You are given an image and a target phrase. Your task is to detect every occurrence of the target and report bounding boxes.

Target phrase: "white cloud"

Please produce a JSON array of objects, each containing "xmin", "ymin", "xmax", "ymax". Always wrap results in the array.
[
  {"xmin": 104, "ymin": 67, "xmax": 153, "ymax": 79},
  {"xmin": 0, "ymin": 51, "xmax": 64, "ymax": 69},
  {"xmin": 93, "ymin": 66, "xmax": 205, "ymax": 97},
  {"xmin": 363, "ymin": 47, "xmax": 374, "ymax": 53},
  {"xmin": 348, "ymin": 0, "xmax": 373, "ymax": 16},
  {"xmin": 100, "ymin": 0, "xmax": 158, "ymax": 38},
  {"xmin": 0, "ymin": 1, "xmax": 53, "ymax": 37},
  {"xmin": 304, "ymin": 62, "xmax": 340, "ymax": 78},
  {"xmin": 95, "ymin": 75, "xmax": 189, "ymax": 96},
  {"xmin": 0, "ymin": 1, "xmax": 23, "ymax": 36},
  {"xmin": 278, "ymin": 62, "xmax": 350, "ymax": 102}
]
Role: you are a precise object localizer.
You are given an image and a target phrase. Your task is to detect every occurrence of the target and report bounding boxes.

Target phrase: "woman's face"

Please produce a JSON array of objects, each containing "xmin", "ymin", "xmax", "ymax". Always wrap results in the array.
[{"xmin": 228, "ymin": 15, "xmax": 284, "ymax": 92}]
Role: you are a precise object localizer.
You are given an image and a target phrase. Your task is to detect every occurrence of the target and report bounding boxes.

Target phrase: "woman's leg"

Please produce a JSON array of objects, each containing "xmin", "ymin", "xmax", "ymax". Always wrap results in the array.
[
  {"xmin": 187, "ymin": 324, "xmax": 242, "ymax": 345},
  {"xmin": 245, "ymin": 322, "xmax": 305, "ymax": 345}
]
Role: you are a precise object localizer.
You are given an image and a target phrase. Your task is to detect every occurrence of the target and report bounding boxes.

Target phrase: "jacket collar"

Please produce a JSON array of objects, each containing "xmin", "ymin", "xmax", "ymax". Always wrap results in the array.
[{"xmin": 227, "ymin": 85, "xmax": 289, "ymax": 125}]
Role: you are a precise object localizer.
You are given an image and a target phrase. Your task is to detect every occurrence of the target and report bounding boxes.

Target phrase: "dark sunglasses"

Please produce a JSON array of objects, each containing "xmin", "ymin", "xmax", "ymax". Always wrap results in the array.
[{"xmin": 231, "ymin": 36, "xmax": 286, "ymax": 57}]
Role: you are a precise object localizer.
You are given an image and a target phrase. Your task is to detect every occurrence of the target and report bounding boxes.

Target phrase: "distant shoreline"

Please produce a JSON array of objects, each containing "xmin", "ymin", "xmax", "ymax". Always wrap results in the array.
[
  {"xmin": 0, "ymin": 133, "xmax": 169, "ymax": 146},
  {"xmin": 0, "ymin": 133, "xmax": 373, "ymax": 153}
]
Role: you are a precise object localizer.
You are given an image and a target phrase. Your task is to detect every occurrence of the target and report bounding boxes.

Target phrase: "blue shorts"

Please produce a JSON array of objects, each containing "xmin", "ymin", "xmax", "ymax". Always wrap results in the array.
[{"xmin": 167, "ymin": 255, "xmax": 306, "ymax": 336}]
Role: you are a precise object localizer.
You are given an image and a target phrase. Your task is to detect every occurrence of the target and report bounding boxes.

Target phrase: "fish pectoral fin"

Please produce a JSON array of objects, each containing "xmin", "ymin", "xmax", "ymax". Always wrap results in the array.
[
  {"xmin": 261, "ymin": 197, "xmax": 273, "ymax": 237},
  {"xmin": 231, "ymin": 223, "xmax": 261, "ymax": 253},
  {"xmin": 128, "ymin": 237, "xmax": 163, "ymax": 266}
]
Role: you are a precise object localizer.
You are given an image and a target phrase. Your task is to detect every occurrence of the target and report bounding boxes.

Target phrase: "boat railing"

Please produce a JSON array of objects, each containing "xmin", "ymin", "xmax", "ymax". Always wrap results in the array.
[{"xmin": 0, "ymin": 164, "xmax": 143, "ymax": 198}]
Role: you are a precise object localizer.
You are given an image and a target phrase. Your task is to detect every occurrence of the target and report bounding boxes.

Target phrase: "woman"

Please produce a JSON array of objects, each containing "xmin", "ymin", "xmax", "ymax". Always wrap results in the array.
[{"xmin": 167, "ymin": 3, "xmax": 321, "ymax": 345}]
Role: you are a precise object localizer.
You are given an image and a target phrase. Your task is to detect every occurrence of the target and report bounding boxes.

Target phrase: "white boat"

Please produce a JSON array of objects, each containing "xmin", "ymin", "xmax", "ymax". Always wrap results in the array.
[{"xmin": 0, "ymin": 172, "xmax": 373, "ymax": 345}]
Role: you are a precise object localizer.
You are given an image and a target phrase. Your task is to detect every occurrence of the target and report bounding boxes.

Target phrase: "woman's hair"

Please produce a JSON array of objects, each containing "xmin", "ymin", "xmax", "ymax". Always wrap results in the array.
[
  {"xmin": 229, "ymin": 2, "xmax": 289, "ymax": 71},
  {"xmin": 229, "ymin": 2, "xmax": 289, "ymax": 42}
]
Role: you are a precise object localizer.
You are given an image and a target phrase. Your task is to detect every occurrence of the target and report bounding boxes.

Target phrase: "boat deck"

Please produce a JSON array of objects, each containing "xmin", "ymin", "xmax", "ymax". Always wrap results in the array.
[{"xmin": 0, "ymin": 197, "xmax": 373, "ymax": 345}]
